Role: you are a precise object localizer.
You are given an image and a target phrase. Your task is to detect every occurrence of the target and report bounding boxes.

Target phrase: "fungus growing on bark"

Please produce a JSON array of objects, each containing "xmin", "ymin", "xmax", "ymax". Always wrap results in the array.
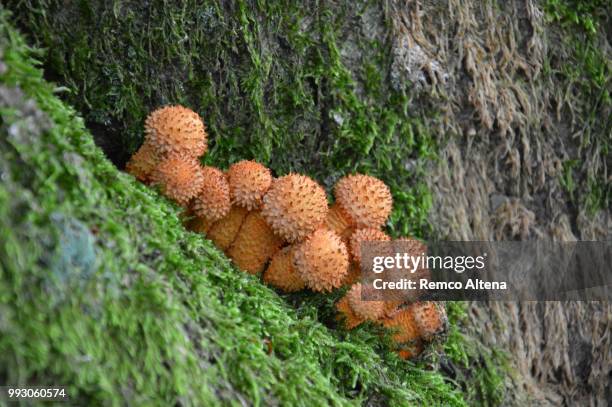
[
  {"xmin": 262, "ymin": 174, "xmax": 328, "ymax": 243},
  {"xmin": 293, "ymin": 228, "xmax": 349, "ymax": 292},
  {"xmin": 334, "ymin": 174, "xmax": 393, "ymax": 229},
  {"xmin": 192, "ymin": 166, "xmax": 231, "ymax": 222},
  {"xmin": 349, "ymin": 228, "xmax": 391, "ymax": 265},
  {"xmin": 411, "ymin": 301, "xmax": 447, "ymax": 341},
  {"xmin": 346, "ymin": 283, "xmax": 385, "ymax": 321},
  {"xmin": 262, "ymin": 246, "xmax": 305, "ymax": 292},
  {"xmin": 145, "ymin": 105, "xmax": 208, "ymax": 158},
  {"xmin": 227, "ymin": 160, "xmax": 273, "ymax": 210},
  {"xmin": 227, "ymin": 211, "xmax": 283, "ymax": 275},
  {"xmin": 125, "ymin": 141, "xmax": 159, "ymax": 183},
  {"xmin": 150, "ymin": 154, "xmax": 204, "ymax": 206},
  {"xmin": 207, "ymin": 206, "xmax": 249, "ymax": 250}
]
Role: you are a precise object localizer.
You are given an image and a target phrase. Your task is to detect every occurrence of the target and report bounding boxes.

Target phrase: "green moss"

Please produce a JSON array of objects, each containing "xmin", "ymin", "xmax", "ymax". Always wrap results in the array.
[
  {"xmin": 543, "ymin": 0, "xmax": 611, "ymax": 214},
  {"xmin": 0, "ymin": 9, "xmax": 470, "ymax": 406}
]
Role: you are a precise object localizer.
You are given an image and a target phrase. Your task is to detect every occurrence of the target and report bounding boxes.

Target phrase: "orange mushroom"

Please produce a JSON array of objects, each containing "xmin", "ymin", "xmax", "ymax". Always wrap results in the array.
[
  {"xmin": 191, "ymin": 166, "xmax": 231, "ymax": 223},
  {"xmin": 261, "ymin": 173, "xmax": 328, "ymax": 243},
  {"xmin": 145, "ymin": 105, "xmax": 208, "ymax": 158},
  {"xmin": 292, "ymin": 228, "xmax": 349, "ymax": 292},
  {"xmin": 207, "ymin": 206, "xmax": 249, "ymax": 251},
  {"xmin": 333, "ymin": 174, "xmax": 393, "ymax": 229},
  {"xmin": 149, "ymin": 154, "xmax": 204, "ymax": 207},
  {"xmin": 262, "ymin": 246, "xmax": 306, "ymax": 292},
  {"xmin": 226, "ymin": 160, "xmax": 273, "ymax": 210}
]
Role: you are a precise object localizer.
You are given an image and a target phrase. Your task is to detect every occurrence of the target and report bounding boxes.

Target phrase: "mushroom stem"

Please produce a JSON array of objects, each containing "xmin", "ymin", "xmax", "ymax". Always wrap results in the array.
[{"xmin": 207, "ymin": 205, "xmax": 249, "ymax": 251}]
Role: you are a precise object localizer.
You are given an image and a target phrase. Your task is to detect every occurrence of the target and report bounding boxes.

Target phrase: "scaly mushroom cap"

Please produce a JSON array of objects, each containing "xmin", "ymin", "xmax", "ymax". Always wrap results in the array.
[
  {"xmin": 325, "ymin": 203, "xmax": 352, "ymax": 240},
  {"xmin": 192, "ymin": 166, "xmax": 231, "ymax": 222},
  {"xmin": 125, "ymin": 141, "xmax": 159, "ymax": 183},
  {"xmin": 336, "ymin": 295, "xmax": 364, "ymax": 329},
  {"xmin": 262, "ymin": 174, "xmax": 328, "ymax": 243},
  {"xmin": 381, "ymin": 307, "xmax": 420, "ymax": 344},
  {"xmin": 263, "ymin": 246, "xmax": 306, "ymax": 292},
  {"xmin": 145, "ymin": 105, "xmax": 208, "ymax": 158},
  {"xmin": 334, "ymin": 174, "xmax": 393, "ymax": 229},
  {"xmin": 293, "ymin": 228, "xmax": 349, "ymax": 292},
  {"xmin": 349, "ymin": 228, "xmax": 391, "ymax": 265},
  {"xmin": 207, "ymin": 206, "xmax": 249, "ymax": 251},
  {"xmin": 227, "ymin": 160, "xmax": 273, "ymax": 210},
  {"xmin": 150, "ymin": 154, "xmax": 204, "ymax": 206},
  {"xmin": 411, "ymin": 301, "xmax": 447, "ymax": 341},
  {"xmin": 346, "ymin": 283, "xmax": 385, "ymax": 321},
  {"xmin": 227, "ymin": 211, "xmax": 283, "ymax": 275}
]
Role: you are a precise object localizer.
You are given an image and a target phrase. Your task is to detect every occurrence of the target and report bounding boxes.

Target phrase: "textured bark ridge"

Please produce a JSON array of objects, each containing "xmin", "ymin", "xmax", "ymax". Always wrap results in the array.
[{"xmin": 385, "ymin": 0, "xmax": 610, "ymax": 405}]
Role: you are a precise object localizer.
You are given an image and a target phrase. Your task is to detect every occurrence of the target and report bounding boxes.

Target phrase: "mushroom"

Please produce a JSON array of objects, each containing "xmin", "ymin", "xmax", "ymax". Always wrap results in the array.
[
  {"xmin": 346, "ymin": 283, "xmax": 385, "ymax": 321},
  {"xmin": 125, "ymin": 141, "xmax": 159, "ymax": 183},
  {"xmin": 261, "ymin": 173, "xmax": 328, "ymax": 243},
  {"xmin": 333, "ymin": 174, "xmax": 393, "ymax": 229},
  {"xmin": 191, "ymin": 166, "xmax": 231, "ymax": 223},
  {"xmin": 149, "ymin": 154, "xmax": 204, "ymax": 207},
  {"xmin": 335, "ymin": 295, "xmax": 364, "ymax": 329},
  {"xmin": 292, "ymin": 228, "xmax": 349, "ymax": 292},
  {"xmin": 262, "ymin": 246, "xmax": 306, "ymax": 292},
  {"xmin": 348, "ymin": 228, "xmax": 391, "ymax": 265},
  {"xmin": 226, "ymin": 160, "xmax": 273, "ymax": 210},
  {"xmin": 381, "ymin": 307, "xmax": 420, "ymax": 344},
  {"xmin": 145, "ymin": 105, "xmax": 208, "ymax": 158},
  {"xmin": 206, "ymin": 205, "xmax": 249, "ymax": 251},
  {"xmin": 411, "ymin": 301, "xmax": 447, "ymax": 341},
  {"xmin": 227, "ymin": 211, "xmax": 283, "ymax": 275}
]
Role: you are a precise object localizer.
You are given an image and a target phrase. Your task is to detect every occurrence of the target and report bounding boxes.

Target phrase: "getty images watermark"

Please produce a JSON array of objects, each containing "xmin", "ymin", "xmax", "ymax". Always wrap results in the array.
[{"xmin": 360, "ymin": 241, "xmax": 612, "ymax": 301}]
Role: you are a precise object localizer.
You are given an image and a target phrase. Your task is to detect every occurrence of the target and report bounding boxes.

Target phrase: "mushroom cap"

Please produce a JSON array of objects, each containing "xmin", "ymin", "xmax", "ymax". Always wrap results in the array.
[
  {"xmin": 381, "ymin": 307, "xmax": 420, "ymax": 344},
  {"xmin": 262, "ymin": 173, "xmax": 328, "ymax": 243},
  {"xmin": 207, "ymin": 206, "xmax": 249, "ymax": 251},
  {"xmin": 227, "ymin": 160, "xmax": 273, "ymax": 210},
  {"xmin": 263, "ymin": 246, "xmax": 306, "ymax": 292},
  {"xmin": 334, "ymin": 174, "xmax": 393, "ymax": 229},
  {"xmin": 293, "ymin": 228, "xmax": 349, "ymax": 292},
  {"xmin": 411, "ymin": 301, "xmax": 447, "ymax": 341},
  {"xmin": 145, "ymin": 105, "xmax": 208, "ymax": 158},
  {"xmin": 227, "ymin": 211, "xmax": 283, "ymax": 275},
  {"xmin": 336, "ymin": 295, "xmax": 364, "ymax": 329},
  {"xmin": 349, "ymin": 228, "xmax": 391, "ymax": 265},
  {"xmin": 346, "ymin": 283, "xmax": 385, "ymax": 321},
  {"xmin": 192, "ymin": 166, "xmax": 231, "ymax": 222},
  {"xmin": 150, "ymin": 154, "xmax": 204, "ymax": 206},
  {"xmin": 125, "ymin": 141, "xmax": 159, "ymax": 182}
]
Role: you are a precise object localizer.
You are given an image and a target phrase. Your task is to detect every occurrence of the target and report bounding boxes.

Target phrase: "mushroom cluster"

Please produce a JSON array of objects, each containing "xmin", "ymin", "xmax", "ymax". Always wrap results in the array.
[{"xmin": 126, "ymin": 105, "xmax": 447, "ymax": 361}]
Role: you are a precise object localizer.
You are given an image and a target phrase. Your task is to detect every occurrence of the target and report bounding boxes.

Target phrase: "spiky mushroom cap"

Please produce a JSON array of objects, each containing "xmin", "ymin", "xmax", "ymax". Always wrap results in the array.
[
  {"xmin": 381, "ymin": 307, "xmax": 420, "ymax": 344},
  {"xmin": 145, "ymin": 105, "xmax": 208, "ymax": 158},
  {"xmin": 263, "ymin": 246, "xmax": 306, "ymax": 292},
  {"xmin": 227, "ymin": 160, "xmax": 273, "ymax": 210},
  {"xmin": 349, "ymin": 228, "xmax": 391, "ymax": 265},
  {"xmin": 207, "ymin": 206, "xmax": 249, "ymax": 251},
  {"xmin": 262, "ymin": 174, "xmax": 328, "ymax": 243},
  {"xmin": 336, "ymin": 295, "xmax": 364, "ymax": 329},
  {"xmin": 227, "ymin": 211, "xmax": 282, "ymax": 275},
  {"xmin": 346, "ymin": 283, "xmax": 385, "ymax": 321},
  {"xmin": 293, "ymin": 228, "xmax": 349, "ymax": 293},
  {"xmin": 125, "ymin": 141, "xmax": 159, "ymax": 183},
  {"xmin": 411, "ymin": 301, "xmax": 447, "ymax": 341},
  {"xmin": 192, "ymin": 166, "xmax": 231, "ymax": 222},
  {"xmin": 150, "ymin": 154, "xmax": 204, "ymax": 207},
  {"xmin": 334, "ymin": 174, "xmax": 393, "ymax": 229}
]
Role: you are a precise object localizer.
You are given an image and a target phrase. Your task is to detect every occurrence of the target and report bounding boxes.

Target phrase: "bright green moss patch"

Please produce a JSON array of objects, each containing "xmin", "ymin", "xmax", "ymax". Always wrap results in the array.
[{"xmin": 0, "ymin": 10, "xmax": 470, "ymax": 405}]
